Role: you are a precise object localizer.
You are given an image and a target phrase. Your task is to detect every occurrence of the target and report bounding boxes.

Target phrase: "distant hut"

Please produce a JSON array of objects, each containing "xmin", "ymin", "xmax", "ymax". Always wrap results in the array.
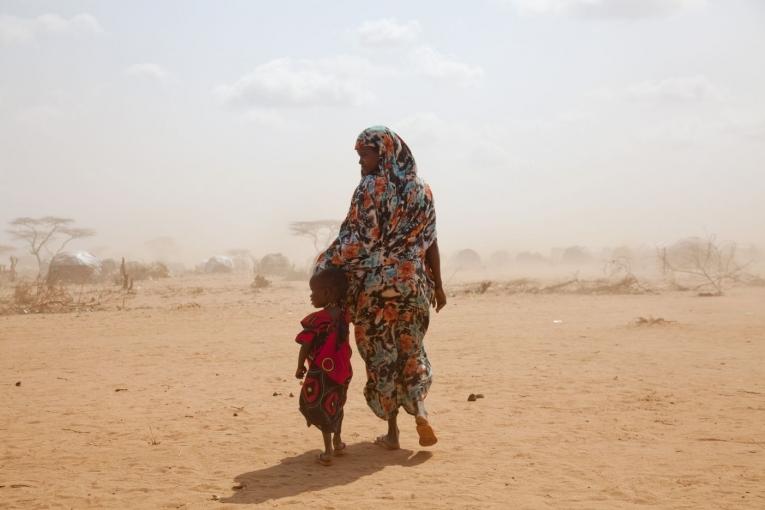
[
  {"xmin": 561, "ymin": 246, "xmax": 594, "ymax": 266},
  {"xmin": 256, "ymin": 253, "xmax": 292, "ymax": 276},
  {"xmin": 204, "ymin": 255, "xmax": 234, "ymax": 273},
  {"xmin": 488, "ymin": 250, "xmax": 512, "ymax": 269},
  {"xmin": 452, "ymin": 249, "xmax": 483, "ymax": 271},
  {"xmin": 47, "ymin": 251, "xmax": 102, "ymax": 284}
]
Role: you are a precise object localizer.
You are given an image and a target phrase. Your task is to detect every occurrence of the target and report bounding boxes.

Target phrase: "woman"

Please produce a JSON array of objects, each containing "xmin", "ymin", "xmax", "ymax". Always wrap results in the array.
[{"xmin": 314, "ymin": 125, "xmax": 447, "ymax": 449}]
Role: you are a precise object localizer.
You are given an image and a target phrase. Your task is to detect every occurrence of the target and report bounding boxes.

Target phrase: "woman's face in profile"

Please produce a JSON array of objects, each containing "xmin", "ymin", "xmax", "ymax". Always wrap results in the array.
[{"xmin": 356, "ymin": 146, "xmax": 379, "ymax": 176}]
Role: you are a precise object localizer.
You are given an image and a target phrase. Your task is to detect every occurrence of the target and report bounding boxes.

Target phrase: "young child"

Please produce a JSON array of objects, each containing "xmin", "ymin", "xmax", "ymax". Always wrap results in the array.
[{"xmin": 295, "ymin": 267, "xmax": 352, "ymax": 466}]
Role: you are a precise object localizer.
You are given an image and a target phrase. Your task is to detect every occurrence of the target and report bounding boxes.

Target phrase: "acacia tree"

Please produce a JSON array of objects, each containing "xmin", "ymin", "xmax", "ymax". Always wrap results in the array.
[
  {"xmin": 289, "ymin": 220, "xmax": 341, "ymax": 253},
  {"xmin": 6, "ymin": 217, "xmax": 95, "ymax": 278}
]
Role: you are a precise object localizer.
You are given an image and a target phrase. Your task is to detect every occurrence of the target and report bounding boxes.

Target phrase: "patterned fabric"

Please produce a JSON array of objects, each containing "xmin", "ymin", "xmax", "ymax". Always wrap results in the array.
[
  {"xmin": 299, "ymin": 367, "xmax": 348, "ymax": 433},
  {"xmin": 314, "ymin": 126, "xmax": 437, "ymax": 419},
  {"xmin": 296, "ymin": 308, "xmax": 352, "ymax": 432},
  {"xmin": 295, "ymin": 309, "xmax": 352, "ymax": 385}
]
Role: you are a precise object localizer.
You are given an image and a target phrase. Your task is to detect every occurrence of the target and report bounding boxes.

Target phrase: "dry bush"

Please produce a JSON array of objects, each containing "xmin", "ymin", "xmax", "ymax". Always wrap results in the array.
[
  {"xmin": 251, "ymin": 274, "xmax": 271, "ymax": 289},
  {"xmin": 0, "ymin": 279, "xmax": 122, "ymax": 315},
  {"xmin": 461, "ymin": 271, "xmax": 655, "ymax": 297},
  {"xmin": 658, "ymin": 236, "xmax": 750, "ymax": 296},
  {"xmin": 634, "ymin": 316, "xmax": 675, "ymax": 326},
  {"xmin": 6, "ymin": 281, "xmax": 75, "ymax": 314}
]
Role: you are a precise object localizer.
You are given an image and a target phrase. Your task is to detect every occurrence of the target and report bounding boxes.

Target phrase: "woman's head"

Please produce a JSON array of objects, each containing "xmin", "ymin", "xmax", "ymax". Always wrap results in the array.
[
  {"xmin": 309, "ymin": 267, "xmax": 348, "ymax": 308},
  {"xmin": 354, "ymin": 126, "xmax": 417, "ymax": 179}
]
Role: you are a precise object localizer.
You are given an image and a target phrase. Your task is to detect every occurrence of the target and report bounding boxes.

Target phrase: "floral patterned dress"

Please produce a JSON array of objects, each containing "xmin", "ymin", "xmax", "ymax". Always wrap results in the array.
[{"xmin": 314, "ymin": 126, "xmax": 437, "ymax": 420}]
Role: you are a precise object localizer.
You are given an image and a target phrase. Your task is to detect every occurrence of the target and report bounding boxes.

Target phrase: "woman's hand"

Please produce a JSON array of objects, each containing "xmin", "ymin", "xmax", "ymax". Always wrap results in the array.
[
  {"xmin": 295, "ymin": 365, "xmax": 307, "ymax": 379},
  {"xmin": 431, "ymin": 286, "xmax": 447, "ymax": 312}
]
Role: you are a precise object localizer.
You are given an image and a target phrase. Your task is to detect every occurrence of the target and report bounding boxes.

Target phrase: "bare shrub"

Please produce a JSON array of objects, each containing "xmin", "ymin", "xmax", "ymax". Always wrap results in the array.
[
  {"xmin": 251, "ymin": 274, "xmax": 271, "ymax": 289},
  {"xmin": 658, "ymin": 236, "xmax": 750, "ymax": 296},
  {"xmin": 8, "ymin": 281, "xmax": 76, "ymax": 314}
]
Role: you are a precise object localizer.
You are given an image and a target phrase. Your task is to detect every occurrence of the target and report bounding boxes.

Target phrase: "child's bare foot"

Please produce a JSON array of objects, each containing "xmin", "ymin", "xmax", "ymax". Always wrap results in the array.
[
  {"xmin": 332, "ymin": 436, "xmax": 347, "ymax": 456},
  {"xmin": 415, "ymin": 416, "xmax": 437, "ymax": 447},
  {"xmin": 317, "ymin": 452, "xmax": 333, "ymax": 466}
]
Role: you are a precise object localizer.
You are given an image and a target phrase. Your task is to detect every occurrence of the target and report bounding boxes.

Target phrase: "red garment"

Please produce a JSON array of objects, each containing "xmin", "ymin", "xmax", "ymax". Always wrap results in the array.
[{"xmin": 295, "ymin": 308, "xmax": 352, "ymax": 385}]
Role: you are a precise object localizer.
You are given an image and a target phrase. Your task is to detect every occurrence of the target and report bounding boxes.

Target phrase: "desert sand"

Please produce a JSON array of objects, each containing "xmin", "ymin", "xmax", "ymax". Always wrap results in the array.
[{"xmin": 1, "ymin": 274, "xmax": 764, "ymax": 509}]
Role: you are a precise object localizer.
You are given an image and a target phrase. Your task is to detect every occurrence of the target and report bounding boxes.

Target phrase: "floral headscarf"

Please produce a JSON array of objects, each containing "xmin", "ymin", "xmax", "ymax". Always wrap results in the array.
[
  {"xmin": 355, "ymin": 125, "xmax": 418, "ymax": 180},
  {"xmin": 315, "ymin": 126, "xmax": 437, "ymax": 315}
]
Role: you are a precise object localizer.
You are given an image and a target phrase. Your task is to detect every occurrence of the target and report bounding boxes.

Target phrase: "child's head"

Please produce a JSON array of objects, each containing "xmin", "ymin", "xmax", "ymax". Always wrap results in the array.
[{"xmin": 309, "ymin": 268, "xmax": 348, "ymax": 308}]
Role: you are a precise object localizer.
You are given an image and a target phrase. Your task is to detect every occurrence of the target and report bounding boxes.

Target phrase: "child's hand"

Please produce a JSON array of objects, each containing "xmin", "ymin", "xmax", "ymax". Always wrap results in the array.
[{"xmin": 295, "ymin": 366, "xmax": 307, "ymax": 379}]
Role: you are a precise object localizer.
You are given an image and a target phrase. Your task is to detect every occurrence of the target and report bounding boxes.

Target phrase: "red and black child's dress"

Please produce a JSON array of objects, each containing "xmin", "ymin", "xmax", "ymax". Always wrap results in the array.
[{"xmin": 295, "ymin": 308, "xmax": 352, "ymax": 433}]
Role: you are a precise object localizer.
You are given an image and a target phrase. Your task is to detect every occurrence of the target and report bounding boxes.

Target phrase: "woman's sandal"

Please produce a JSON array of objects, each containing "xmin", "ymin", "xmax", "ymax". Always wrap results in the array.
[
  {"xmin": 415, "ymin": 416, "xmax": 438, "ymax": 447},
  {"xmin": 317, "ymin": 452, "xmax": 333, "ymax": 466}
]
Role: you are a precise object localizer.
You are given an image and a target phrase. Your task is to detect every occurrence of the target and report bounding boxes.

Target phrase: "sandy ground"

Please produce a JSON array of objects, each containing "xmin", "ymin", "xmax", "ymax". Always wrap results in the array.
[{"xmin": 1, "ymin": 274, "xmax": 764, "ymax": 509}]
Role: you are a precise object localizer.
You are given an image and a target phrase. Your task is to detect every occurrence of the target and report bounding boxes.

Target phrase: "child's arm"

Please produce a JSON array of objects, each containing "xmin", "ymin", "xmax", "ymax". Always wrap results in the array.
[{"xmin": 295, "ymin": 342, "xmax": 310, "ymax": 379}]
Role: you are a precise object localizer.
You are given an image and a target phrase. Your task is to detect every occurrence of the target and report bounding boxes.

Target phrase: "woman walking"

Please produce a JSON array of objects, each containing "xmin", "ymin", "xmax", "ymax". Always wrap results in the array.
[{"xmin": 314, "ymin": 125, "xmax": 447, "ymax": 449}]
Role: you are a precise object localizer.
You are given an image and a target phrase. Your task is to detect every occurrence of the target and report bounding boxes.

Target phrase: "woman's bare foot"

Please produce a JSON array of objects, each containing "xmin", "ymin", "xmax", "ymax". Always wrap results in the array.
[
  {"xmin": 375, "ymin": 412, "xmax": 400, "ymax": 450},
  {"xmin": 317, "ymin": 452, "xmax": 333, "ymax": 466},
  {"xmin": 374, "ymin": 434, "xmax": 400, "ymax": 450},
  {"xmin": 415, "ymin": 415, "xmax": 437, "ymax": 447}
]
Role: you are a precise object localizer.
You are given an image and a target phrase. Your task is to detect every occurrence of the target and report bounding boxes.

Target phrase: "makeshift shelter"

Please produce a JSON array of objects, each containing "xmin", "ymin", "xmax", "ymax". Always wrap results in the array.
[
  {"xmin": 204, "ymin": 255, "xmax": 234, "ymax": 273},
  {"xmin": 47, "ymin": 251, "xmax": 102, "ymax": 284}
]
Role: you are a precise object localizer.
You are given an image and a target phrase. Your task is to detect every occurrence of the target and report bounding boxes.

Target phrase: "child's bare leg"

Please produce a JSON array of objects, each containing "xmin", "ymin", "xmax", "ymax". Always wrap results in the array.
[
  {"xmin": 332, "ymin": 415, "xmax": 346, "ymax": 455},
  {"xmin": 317, "ymin": 429, "xmax": 333, "ymax": 466}
]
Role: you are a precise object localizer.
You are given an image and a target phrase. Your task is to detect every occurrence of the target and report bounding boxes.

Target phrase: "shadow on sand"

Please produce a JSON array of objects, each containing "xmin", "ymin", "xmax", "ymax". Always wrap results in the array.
[{"xmin": 220, "ymin": 441, "xmax": 432, "ymax": 505}]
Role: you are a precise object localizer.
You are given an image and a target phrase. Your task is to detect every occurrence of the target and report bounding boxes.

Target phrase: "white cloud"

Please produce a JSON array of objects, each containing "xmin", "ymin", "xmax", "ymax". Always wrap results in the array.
[
  {"xmin": 410, "ymin": 46, "xmax": 484, "ymax": 86},
  {"xmin": 124, "ymin": 63, "xmax": 171, "ymax": 84},
  {"xmin": 355, "ymin": 18, "xmax": 421, "ymax": 46},
  {"xmin": 509, "ymin": 0, "xmax": 703, "ymax": 19},
  {"xmin": 0, "ymin": 13, "xmax": 104, "ymax": 45},
  {"xmin": 215, "ymin": 57, "xmax": 377, "ymax": 109},
  {"xmin": 625, "ymin": 75, "xmax": 723, "ymax": 103}
]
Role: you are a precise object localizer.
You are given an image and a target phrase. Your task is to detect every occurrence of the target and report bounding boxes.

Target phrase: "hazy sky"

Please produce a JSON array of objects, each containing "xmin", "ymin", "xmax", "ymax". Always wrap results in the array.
[{"xmin": 1, "ymin": 0, "xmax": 763, "ymax": 265}]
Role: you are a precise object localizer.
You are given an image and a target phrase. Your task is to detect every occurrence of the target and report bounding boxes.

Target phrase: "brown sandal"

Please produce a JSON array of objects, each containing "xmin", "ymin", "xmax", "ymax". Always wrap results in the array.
[{"xmin": 415, "ymin": 416, "xmax": 438, "ymax": 447}]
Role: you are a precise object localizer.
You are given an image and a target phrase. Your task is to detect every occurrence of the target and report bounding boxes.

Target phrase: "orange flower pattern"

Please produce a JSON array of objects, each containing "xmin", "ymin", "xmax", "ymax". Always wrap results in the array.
[{"xmin": 315, "ymin": 126, "xmax": 437, "ymax": 419}]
